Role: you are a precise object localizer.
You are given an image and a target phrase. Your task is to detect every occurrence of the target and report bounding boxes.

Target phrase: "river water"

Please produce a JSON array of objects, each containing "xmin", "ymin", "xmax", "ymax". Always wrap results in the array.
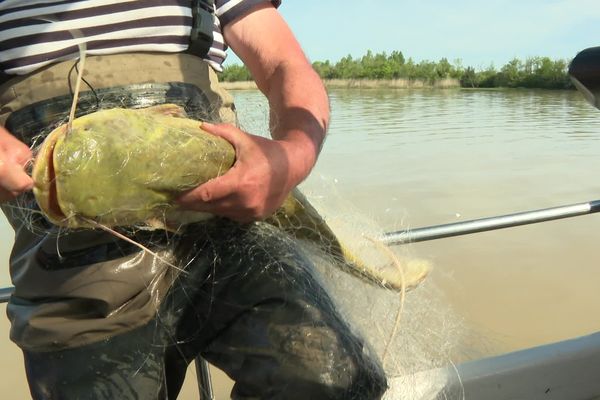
[
  {"xmin": 1, "ymin": 88, "xmax": 599, "ymax": 397},
  {"xmin": 232, "ymin": 87, "xmax": 600, "ymax": 353}
]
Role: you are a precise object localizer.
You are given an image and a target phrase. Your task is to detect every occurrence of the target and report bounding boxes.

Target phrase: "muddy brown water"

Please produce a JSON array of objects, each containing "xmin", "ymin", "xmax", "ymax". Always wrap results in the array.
[{"xmin": 2, "ymin": 87, "xmax": 600, "ymax": 398}]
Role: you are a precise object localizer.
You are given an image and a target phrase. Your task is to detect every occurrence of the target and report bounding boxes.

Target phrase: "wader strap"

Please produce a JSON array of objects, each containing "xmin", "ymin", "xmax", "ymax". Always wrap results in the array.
[
  {"xmin": 188, "ymin": 0, "xmax": 215, "ymax": 58},
  {"xmin": 0, "ymin": 53, "xmax": 237, "ymax": 129},
  {"xmin": 5, "ymin": 82, "xmax": 213, "ymax": 146}
]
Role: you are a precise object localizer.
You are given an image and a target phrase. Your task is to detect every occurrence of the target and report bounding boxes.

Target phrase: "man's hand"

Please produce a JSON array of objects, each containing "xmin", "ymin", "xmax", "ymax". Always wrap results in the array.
[
  {"xmin": 177, "ymin": 122, "xmax": 308, "ymax": 223},
  {"xmin": 0, "ymin": 126, "xmax": 33, "ymax": 203}
]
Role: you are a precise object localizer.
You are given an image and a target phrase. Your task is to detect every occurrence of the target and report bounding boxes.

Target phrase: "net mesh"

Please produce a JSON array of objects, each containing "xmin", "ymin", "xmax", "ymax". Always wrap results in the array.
[{"xmin": 291, "ymin": 183, "xmax": 471, "ymax": 399}]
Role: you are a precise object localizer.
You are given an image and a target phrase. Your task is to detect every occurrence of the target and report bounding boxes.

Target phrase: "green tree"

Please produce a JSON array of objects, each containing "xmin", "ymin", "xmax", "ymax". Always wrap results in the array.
[
  {"xmin": 460, "ymin": 66, "xmax": 477, "ymax": 88},
  {"xmin": 312, "ymin": 60, "xmax": 335, "ymax": 79},
  {"xmin": 389, "ymin": 51, "xmax": 406, "ymax": 79},
  {"xmin": 220, "ymin": 50, "xmax": 572, "ymax": 89},
  {"xmin": 497, "ymin": 58, "xmax": 522, "ymax": 87},
  {"xmin": 220, "ymin": 64, "xmax": 252, "ymax": 81},
  {"xmin": 334, "ymin": 54, "xmax": 361, "ymax": 79},
  {"xmin": 474, "ymin": 64, "xmax": 498, "ymax": 88},
  {"xmin": 435, "ymin": 58, "xmax": 452, "ymax": 79}
]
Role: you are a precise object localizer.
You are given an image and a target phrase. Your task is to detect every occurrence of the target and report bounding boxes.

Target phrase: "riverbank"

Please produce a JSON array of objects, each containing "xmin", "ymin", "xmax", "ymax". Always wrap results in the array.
[{"xmin": 220, "ymin": 78, "xmax": 461, "ymax": 90}]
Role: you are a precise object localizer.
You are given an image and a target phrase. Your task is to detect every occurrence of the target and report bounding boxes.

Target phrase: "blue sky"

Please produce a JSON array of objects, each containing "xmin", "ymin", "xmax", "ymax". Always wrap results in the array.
[{"xmin": 226, "ymin": 0, "xmax": 600, "ymax": 69}]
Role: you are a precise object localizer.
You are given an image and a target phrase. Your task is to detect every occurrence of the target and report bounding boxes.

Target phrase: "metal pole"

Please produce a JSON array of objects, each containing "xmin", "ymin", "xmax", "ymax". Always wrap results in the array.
[
  {"xmin": 195, "ymin": 357, "xmax": 215, "ymax": 400},
  {"xmin": 0, "ymin": 287, "xmax": 12, "ymax": 303},
  {"xmin": 382, "ymin": 200, "xmax": 600, "ymax": 245}
]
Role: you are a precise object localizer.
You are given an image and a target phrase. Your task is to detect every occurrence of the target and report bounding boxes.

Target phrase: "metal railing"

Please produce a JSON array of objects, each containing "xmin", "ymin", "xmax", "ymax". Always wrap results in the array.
[
  {"xmin": 0, "ymin": 287, "xmax": 11, "ymax": 303},
  {"xmin": 0, "ymin": 286, "xmax": 215, "ymax": 400}
]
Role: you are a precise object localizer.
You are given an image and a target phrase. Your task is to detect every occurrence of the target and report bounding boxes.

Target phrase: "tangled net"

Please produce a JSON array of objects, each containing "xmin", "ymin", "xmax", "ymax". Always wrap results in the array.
[{"xmin": 0, "ymin": 54, "xmax": 487, "ymax": 399}]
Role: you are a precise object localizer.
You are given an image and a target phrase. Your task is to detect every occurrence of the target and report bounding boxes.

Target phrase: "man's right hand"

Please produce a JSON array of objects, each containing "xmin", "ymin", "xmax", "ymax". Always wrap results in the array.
[{"xmin": 0, "ymin": 126, "xmax": 33, "ymax": 203}]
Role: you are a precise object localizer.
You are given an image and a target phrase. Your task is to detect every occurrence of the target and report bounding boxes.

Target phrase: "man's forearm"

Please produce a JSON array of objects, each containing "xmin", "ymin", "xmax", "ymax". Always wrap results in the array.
[
  {"xmin": 223, "ymin": 4, "xmax": 330, "ymax": 183},
  {"xmin": 181, "ymin": 3, "xmax": 331, "ymax": 221},
  {"xmin": 265, "ymin": 60, "xmax": 330, "ymax": 185}
]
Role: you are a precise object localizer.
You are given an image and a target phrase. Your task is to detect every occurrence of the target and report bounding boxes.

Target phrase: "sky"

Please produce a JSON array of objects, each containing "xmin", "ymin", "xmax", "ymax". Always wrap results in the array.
[{"xmin": 225, "ymin": 0, "xmax": 600, "ymax": 69}]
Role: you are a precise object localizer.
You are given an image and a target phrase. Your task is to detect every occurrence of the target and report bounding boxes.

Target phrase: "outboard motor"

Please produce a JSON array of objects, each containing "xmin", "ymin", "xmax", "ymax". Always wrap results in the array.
[{"xmin": 569, "ymin": 46, "xmax": 600, "ymax": 110}]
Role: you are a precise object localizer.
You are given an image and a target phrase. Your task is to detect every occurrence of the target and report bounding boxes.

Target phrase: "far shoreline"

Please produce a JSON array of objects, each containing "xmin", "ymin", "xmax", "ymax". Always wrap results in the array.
[
  {"xmin": 220, "ymin": 78, "xmax": 461, "ymax": 90},
  {"xmin": 220, "ymin": 79, "xmax": 577, "ymax": 92}
]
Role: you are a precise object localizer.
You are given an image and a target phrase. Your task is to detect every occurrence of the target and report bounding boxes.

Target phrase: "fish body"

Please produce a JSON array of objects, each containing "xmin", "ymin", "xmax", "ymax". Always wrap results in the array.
[
  {"xmin": 33, "ymin": 104, "xmax": 233, "ymax": 228},
  {"xmin": 32, "ymin": 104, "xmax": 429, "ymax": 291}
]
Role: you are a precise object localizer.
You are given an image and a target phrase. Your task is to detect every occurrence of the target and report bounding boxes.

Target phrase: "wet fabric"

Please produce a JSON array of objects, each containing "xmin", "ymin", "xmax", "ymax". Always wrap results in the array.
[{"xmin": 23, "ymin": 220, "xmax": 387, "ymax": 400}]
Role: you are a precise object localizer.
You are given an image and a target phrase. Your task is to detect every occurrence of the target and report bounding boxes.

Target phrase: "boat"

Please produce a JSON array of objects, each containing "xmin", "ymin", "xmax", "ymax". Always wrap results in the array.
[{"xmin": 385, "ymin": 331, "xmax": 600, "ymax": 399}]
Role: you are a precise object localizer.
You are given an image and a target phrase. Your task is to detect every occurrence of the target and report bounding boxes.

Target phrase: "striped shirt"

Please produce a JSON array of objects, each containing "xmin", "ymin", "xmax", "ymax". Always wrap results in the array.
[{"xmin": 0, "ymin": 0, "xmax": 280, "ymax": 76}]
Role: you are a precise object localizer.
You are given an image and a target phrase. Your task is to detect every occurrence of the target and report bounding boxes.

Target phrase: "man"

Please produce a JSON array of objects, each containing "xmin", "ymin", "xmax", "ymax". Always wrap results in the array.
[{"xmin": 0, "ymin": 1, "xmax": 387, "ymax": 399}]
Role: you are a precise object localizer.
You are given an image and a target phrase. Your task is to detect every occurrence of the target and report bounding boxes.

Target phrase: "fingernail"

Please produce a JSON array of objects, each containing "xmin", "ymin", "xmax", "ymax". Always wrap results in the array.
[{"xmin": 199, "ymin": 187, "xmax": 212, "ymax": 202}]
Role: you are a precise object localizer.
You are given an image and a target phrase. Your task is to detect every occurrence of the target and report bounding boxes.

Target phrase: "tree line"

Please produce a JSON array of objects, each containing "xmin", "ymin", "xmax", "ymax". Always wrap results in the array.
[{"xmin": 220, "ymin": 50, "xmax": 573, "ymax": 89}]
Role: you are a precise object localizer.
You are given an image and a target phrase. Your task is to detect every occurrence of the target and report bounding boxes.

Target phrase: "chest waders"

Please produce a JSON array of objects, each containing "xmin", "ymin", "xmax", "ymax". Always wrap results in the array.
[{"xmin": 0, "ymin": 3, "xmax": 387, "ymax": 399}]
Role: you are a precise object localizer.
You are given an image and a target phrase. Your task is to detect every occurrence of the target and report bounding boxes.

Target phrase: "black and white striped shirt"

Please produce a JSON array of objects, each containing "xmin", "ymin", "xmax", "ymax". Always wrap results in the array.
[{"xmin": 0, "ymin": 0, "xmax": 280, "ymax": 75}]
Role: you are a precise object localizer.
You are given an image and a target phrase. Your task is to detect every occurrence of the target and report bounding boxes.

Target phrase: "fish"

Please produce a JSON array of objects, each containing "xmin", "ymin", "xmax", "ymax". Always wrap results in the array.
[
  {"xmin": 32, "ymin": 104, "xmax": 231, "ymax": 229},
  {"xmin": 32, "ymin": 104, "xmax": 429, "ymax": 291}
]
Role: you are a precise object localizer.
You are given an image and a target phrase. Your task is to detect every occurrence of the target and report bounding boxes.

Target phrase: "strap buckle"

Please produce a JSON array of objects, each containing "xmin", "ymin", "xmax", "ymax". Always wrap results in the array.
[{"xmin": 189, "ymin": 0, "xmax": 215, "ymax": 57}]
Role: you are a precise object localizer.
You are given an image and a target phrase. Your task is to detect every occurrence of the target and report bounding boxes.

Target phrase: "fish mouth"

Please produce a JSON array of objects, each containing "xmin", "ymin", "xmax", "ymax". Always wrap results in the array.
[
  {"xmin": 45, "ymin": 144, "xmax": 65, "ymax": 220},
  {"xmin": 32, "ymin": 126, "xmax": 68, "ymax": 224}
]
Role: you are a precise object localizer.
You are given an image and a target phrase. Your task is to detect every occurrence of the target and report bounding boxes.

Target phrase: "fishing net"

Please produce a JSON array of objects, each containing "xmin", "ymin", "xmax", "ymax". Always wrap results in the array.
[
  {"xmin": 294, "ymin": 182, "xmax": 472, "ymax": 400},
  {"xmin": 235, "ymin": 93, "xmax": 482, "ymax": 399},
  {"xmin": 0, "ymin": 60, "xmax": 478, "ymax": 399}
]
